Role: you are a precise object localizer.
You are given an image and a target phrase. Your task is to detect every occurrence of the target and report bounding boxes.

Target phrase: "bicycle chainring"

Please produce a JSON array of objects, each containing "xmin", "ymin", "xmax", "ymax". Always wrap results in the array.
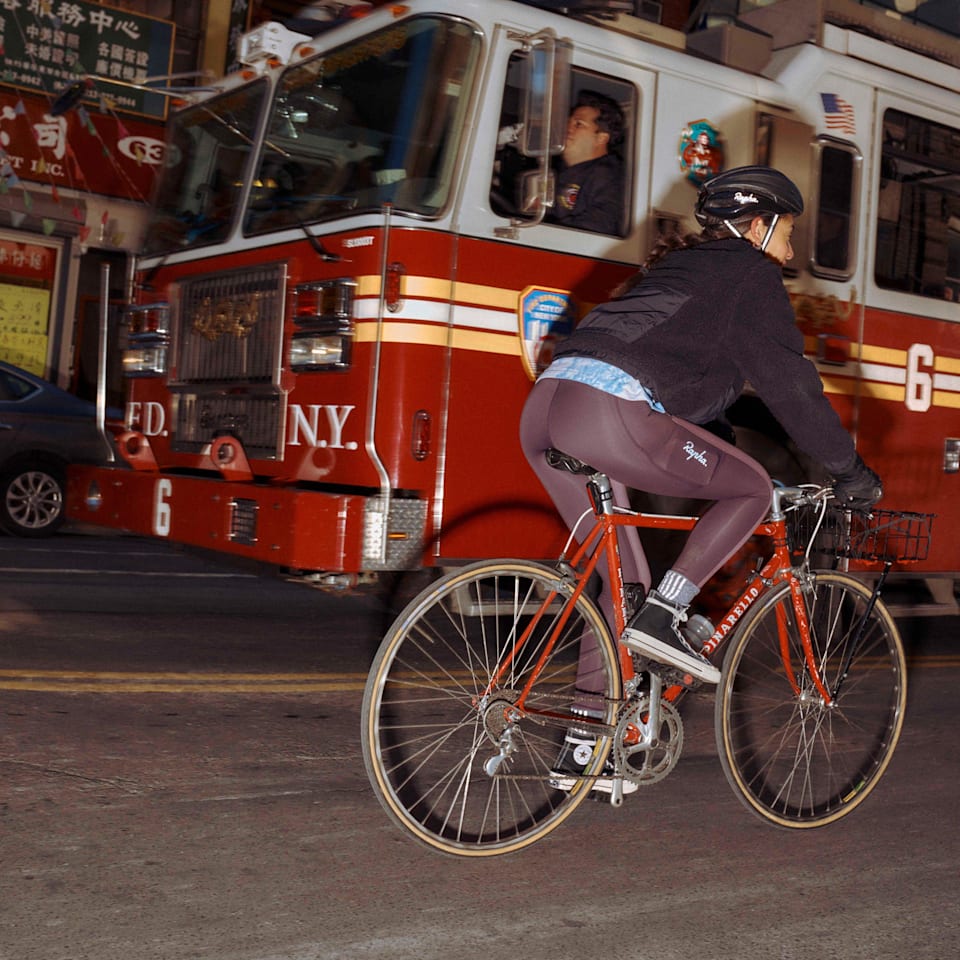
[{"xmin": 613, "ymin": 696, "xmax": 683, "ymax": 786}]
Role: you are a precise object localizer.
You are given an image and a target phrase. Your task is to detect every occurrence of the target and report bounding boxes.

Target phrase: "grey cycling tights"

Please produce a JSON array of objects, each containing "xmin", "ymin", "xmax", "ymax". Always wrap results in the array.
[{"xmin": 520, "ymin": 378, "xmax": 772, "ymax": 706}]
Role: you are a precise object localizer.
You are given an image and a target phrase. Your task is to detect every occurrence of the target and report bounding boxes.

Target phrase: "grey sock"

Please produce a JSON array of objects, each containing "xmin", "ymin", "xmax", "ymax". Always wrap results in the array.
[{"xmin": 656, "ymin": 569, "xmax": 698, "ymax": 607}]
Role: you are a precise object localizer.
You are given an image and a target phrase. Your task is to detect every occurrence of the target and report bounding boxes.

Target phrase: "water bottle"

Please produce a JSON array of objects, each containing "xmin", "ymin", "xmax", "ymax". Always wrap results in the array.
[{"xmin": 683, "ymin": 613, "xmax": 715, "ymax": 650}]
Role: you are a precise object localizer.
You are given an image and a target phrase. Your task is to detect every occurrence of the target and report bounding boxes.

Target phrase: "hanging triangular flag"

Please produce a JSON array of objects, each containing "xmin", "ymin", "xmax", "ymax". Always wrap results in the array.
[
  {"xmin": 41, "ymin": 218, "xmax": 55, "ymax": 236},
  {"xmin": 51, "ymin": 185, "xmax": 60, "ymax": 202},
  {"xmin": 79, "ymin": 225, "xmax": 91, "ymax": 243},
  {"xmin": 13, "ymin": 98, "xmax": 26, "ymax": 116},
  {"xmin": 116, "ymin": 119, "xmax": 130, "ymax": 140},
  {"xmin": 72, "ymin": 205, "xmax": 83, "ymax": 221},
  {"xmin": 21, "ymin": 190, "xmax": 32, "ymax": 210},
  {"xmin": 101, "ymin": 210, "xmax": 110, "ymax": 225},
  {"xmin": 35, "ymin": 156, "xmax": 48, "ymax": 174},
  {"xmin": 10, "ymin": 211, "xmax": 26, "ymax": 227}
]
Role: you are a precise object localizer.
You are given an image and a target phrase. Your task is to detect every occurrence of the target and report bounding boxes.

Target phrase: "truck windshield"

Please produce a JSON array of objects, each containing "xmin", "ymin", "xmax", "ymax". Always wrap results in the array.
[
  {"xmin": 243, "ymin": 16, "xmax": 481, "ymax": 234},
  {"xmin": 143, "ymin": 82, "xmax": 269, "ymax": 255}
]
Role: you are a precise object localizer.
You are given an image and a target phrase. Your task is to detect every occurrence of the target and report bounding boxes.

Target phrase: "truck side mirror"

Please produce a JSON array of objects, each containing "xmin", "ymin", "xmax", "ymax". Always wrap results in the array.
[
  {"xmin": 518, "ymin": 32, "xmax": 571, "ymax": 159},
  {"xmin": 519, "ymin": 169, "xmax": 555, "ymax": 213}
]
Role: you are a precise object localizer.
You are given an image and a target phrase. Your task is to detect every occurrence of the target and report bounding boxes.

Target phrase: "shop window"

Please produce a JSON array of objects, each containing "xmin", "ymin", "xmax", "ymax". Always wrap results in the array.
[{"xmin": 0, "ymin": 234, "xmax": 60, "ymax": 377}]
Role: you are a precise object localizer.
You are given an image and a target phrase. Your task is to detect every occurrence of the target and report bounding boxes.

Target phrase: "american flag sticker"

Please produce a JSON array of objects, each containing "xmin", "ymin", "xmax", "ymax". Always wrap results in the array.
[{"xmin": 820, "ymin": 93, "xmax": 856, "ymax": 135}]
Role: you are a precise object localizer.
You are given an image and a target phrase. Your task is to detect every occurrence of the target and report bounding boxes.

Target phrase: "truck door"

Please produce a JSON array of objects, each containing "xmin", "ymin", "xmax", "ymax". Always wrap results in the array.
[{"xmin": 429, "ymin": 27, "xmax": 656, "ymax": 562}]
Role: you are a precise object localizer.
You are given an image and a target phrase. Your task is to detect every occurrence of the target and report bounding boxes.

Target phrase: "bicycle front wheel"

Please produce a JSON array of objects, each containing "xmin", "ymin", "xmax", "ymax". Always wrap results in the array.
[
  {"xmin": 361, "ymin": 559, "xmax": 621, "ymax": 856},
  {"xmin": 716, "ymin": 571, "xmax": 906, "ymax": 828}
]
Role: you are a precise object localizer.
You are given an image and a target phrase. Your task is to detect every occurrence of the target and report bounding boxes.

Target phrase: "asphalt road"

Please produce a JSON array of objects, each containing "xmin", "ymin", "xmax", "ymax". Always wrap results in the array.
[{"xmin": 1, "ymin": 530, "xmax": 958, "ymax": 960}]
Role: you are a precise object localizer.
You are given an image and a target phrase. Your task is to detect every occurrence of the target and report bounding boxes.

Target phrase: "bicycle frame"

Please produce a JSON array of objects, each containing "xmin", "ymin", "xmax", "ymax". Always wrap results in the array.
[
  {"xmin": 364, "ymin": 478, "xmax": 922, "ymax": 848},
  {"xmin": 484, "ymin": 477, "xmax": 833, "ymax": 719}
]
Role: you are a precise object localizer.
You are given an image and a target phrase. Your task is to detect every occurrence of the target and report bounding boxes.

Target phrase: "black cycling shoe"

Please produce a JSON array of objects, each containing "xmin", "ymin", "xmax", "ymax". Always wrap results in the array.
[
  {"xmin": 548, "ymin": 732, "xmax": 638, "ymax": 795},
  {"xmin": 621, "ymin": 594, "xmax": 721, "ymax": 685}
]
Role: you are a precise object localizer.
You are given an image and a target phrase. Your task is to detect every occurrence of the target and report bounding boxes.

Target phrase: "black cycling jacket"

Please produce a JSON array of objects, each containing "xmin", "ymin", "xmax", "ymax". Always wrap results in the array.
[{"xmin": 553, "ymin": 237, "xmax": 857, "ymax": 473}]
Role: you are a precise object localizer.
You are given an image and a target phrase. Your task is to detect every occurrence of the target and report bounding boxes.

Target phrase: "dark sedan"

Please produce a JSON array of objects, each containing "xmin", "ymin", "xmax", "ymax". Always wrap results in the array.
[{"xmin": 0, "ymin": 361, "xmax": 119, "ymax": 537}]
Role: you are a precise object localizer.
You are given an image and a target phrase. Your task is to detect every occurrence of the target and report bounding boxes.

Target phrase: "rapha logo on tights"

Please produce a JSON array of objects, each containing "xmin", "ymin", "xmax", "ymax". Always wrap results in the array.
[{"xmin": 683, "ymin": 441, "xmax": 709, "ymax": 467}]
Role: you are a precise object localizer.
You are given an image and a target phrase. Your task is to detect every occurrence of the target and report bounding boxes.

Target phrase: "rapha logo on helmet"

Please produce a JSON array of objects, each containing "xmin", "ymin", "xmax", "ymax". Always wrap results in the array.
[{"xmin": 734, "ymin": 191, "xmax": 759, "ymax": 205}]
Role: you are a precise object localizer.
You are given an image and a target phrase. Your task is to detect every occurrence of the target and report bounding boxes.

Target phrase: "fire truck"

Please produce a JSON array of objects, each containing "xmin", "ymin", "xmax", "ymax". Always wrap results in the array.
[{"xmin": 67, "ymin": 0, "xmax": 960, "ymax": 609}]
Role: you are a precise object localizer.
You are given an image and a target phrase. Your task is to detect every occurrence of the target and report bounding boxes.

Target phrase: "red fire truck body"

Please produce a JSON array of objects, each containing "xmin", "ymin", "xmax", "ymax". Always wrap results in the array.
[{"xmin": 67, "ymin": 0, "xmax": 960, "ymax": 603}]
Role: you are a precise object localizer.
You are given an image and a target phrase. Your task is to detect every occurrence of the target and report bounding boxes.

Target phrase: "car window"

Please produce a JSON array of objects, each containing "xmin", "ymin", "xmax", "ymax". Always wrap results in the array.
[{"xmin": 0, "ymin": 370, "xmax": 38, "ymax": 402}]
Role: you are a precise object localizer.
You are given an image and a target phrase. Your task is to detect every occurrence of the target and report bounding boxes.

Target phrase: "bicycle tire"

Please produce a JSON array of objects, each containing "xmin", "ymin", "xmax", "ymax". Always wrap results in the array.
[
  {"xmin": 361, "ymin": 559, "xmax": 621, "ymax": 856},
  {"xmin": 715, "ymin": 571, "xmax": 906, "ymax": 827}
]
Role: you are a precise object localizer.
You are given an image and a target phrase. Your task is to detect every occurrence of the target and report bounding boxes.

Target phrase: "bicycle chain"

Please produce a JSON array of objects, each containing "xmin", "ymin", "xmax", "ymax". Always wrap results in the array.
[{"xmin": 482, "ymin": 689, "xmax": 682, "ymax": 788}]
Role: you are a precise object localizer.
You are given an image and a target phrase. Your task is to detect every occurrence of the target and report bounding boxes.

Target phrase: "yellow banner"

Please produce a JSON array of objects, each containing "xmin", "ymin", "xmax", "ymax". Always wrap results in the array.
[{"xmin": 0, "ymin": 281, "xmax": 50, "ymax": 375}]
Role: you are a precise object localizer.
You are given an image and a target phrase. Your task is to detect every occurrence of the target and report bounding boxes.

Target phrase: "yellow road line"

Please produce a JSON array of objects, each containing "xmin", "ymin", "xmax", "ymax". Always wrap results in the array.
[
  {"xmin": 0, "ymin": 680, "xmax": 368, "ymax": 693},
  {"xmin": 0, "ymin": 658, "xmax": 956, "ymax": 694},
  {"xmin": 0, "ymin": 669, "xmax": 368, "ymax": 680},
  {"xmin": 0, "ymin": 669, "xmax": 370, "ymax": 693}
]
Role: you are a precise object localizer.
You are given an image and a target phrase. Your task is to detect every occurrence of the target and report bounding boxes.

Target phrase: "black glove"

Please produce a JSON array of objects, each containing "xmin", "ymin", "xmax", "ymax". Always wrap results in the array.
[{"xmin": 831, "ymin": 454, "xmax": 883, "ymax": 509}]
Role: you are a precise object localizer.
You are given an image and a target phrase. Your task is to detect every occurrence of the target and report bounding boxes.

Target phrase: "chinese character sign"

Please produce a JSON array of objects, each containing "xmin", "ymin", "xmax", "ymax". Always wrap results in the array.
[
  {"xmin": 0, "ymin": 91, "xmax": 163, "ymax": 201},
  {"xmin": 0, "ymin": 238, "xmax": 58, "ymax": 375},
  {"xmin": 0, "ymin": 0, "xmax": 175, "ymax": 119}
]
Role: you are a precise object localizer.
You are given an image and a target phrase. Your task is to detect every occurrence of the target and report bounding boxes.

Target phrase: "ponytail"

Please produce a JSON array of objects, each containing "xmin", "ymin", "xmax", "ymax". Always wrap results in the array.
[{"xmin": 611, "ymin": 214, "xmax": 765, "ymax": 298}]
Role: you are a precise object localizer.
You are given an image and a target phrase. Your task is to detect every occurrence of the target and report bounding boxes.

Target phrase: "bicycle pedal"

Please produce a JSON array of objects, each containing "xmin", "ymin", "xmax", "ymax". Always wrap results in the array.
[{"xmin": 632, "ymin": 655, "xmax": 703, "ymax": 691}]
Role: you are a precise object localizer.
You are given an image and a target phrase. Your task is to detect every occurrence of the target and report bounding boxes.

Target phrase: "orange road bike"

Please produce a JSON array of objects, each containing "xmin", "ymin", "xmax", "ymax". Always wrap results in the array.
[{"xmin": 361, "ymin": 455, "xmax": 932, "ymax": 857}]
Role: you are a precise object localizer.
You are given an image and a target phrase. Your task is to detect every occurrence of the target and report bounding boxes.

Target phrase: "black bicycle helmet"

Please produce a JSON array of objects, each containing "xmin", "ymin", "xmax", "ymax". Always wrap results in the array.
[{"xmin": 695, "ymin": 165, "xmax": 804, "ymax": 226}]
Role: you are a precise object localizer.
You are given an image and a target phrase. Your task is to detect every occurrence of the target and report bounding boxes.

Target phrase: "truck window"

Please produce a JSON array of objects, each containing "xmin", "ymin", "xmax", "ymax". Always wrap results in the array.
[
  {"xmin": 812, "ymin": 139, "xmax": 860, "ymax": 278},
  {"xmin": 491, "ymin": 59, "xmax": 632, "ymax": 238},
  {"xmin": 948, "ymin": 226, "xmax": 960, "ymax": 302},
  {"xmin": 244, "ymin": 16, "xmax": 481, "ymax": 234},
  {"xmin": 875, "ymin": 108, "xmax": 960, "ymax": 300},
  {"xmin": 144, "ymin": 82, "xmax": 268, "ymax": 254}
]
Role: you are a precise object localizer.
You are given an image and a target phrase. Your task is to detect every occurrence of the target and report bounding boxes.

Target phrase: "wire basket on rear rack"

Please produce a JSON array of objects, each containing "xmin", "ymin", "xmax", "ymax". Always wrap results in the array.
[{"xmin": 788, "ymin": 507, "xmax": 934, "ymax": 565}]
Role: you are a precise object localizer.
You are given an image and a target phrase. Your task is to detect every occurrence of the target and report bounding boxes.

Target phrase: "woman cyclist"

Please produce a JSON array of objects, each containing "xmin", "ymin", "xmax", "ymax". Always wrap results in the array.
[{"xmin": 520, "ymin": 165, "xmax": 882, "ymax": 696}]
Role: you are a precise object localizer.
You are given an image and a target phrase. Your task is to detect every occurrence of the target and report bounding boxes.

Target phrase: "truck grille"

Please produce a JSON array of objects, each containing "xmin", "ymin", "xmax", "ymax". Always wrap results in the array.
[
  {"xmin": 172, "ymin": 391, "xmax": 284, "ymax": 458},
  {"xmin": 171, "ymin": 263, "xmax": 287, "ymax": 458},
  {"xmin": 174, "ymin": 262, "xmax": 286, "ymax": 383}
]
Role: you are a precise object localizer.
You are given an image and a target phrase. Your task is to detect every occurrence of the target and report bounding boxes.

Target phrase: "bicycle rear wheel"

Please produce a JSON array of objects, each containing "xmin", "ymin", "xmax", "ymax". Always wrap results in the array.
[
  {"xmin": 362, "ymin": 559, "xmax": 621, "ymax": 856},
  {"xmin": 715, "ymin": 571, "xmax": 906, "ymax": 827}
]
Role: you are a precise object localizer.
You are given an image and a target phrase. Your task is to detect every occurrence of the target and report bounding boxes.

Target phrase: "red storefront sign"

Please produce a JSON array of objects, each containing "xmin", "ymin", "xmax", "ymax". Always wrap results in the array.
[{"xmin": 0, "ymin": 90, "xmax": 165, "ymax": 202}]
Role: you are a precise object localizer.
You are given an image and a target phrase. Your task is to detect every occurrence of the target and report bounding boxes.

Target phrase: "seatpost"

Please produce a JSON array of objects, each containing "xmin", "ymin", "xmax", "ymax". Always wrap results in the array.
[{"xmin": 586, "ymin": 473, "xmax": 615, "ymax": 516}]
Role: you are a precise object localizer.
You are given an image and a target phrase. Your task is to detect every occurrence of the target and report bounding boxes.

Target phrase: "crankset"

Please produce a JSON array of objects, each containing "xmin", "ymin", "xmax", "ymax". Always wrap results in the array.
[{"xmin": 612, "ymin": 694, "xmax": 684, "ymax": 787}]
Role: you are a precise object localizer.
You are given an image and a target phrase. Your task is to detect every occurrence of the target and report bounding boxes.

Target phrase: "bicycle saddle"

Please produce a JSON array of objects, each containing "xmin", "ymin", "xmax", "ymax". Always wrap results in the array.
[{"xmin": 545, "ymin": 448, "xmax": 597, "ymax": 476}]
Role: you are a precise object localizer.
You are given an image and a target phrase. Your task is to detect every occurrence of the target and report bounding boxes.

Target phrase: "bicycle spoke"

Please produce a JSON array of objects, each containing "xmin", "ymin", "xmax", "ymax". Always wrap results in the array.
[
  {"xmin": 717, "ymin": 572, "xmax": 906, "ymax": 827},
  {"xmin": 362, "ymin": 561, "xmax": 620, "ymax": 855}
]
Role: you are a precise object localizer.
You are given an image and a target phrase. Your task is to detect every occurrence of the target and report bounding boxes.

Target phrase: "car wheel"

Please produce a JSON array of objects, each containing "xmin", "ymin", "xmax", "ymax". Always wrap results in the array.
[{"xmin": 0, "ymin": 464, "xmax": 67, "ymax": 537}]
